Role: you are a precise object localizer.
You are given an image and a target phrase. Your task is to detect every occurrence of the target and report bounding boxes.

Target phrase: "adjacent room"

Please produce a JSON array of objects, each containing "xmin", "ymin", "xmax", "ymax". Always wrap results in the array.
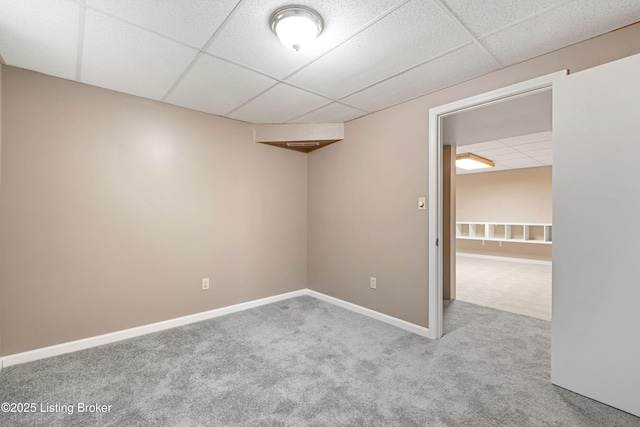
[
  {"xmin": 440, "ymin": 88, "xmax": 553, "ymax": 322},
  {"xmin": 1, "ymin": 1, "xmax": 639, "ymax": 425},
  {"xmin": 454, "ymin": 133, "xmax": 553, "ymax": 321}
]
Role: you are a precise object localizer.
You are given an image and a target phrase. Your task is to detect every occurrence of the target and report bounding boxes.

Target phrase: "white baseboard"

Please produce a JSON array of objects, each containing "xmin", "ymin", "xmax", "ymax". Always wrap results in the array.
[
  {"xmin": 0, "ymin": 288, "xmax": 430, "ymax": 369},
  {"xmin": 306, "ymin": 290, "xmax": 431, "ymax": 338},
  {"xmin": 457, "ymin": 252, "xmax": 552, "ymax": 266},
  {"xmin": 0, "ymin": 289, "xmax": 307, "ymax": 369}
]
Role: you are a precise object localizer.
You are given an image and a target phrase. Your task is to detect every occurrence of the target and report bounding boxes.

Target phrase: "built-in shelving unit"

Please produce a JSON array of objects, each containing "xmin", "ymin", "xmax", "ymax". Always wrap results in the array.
[{"xmin": 456, "ymin": 222, "xmax": 552, "ymax": 244}]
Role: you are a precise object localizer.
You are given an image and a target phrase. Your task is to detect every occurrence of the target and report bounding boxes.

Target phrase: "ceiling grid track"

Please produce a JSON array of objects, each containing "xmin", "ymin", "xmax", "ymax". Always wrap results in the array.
[
  {"xmin": 224, "ymin": 0, "xmax": 415, "ymax": 118},
  {"xmin": 429, "ymin": 0, "xmax": 504, "ymax": 69},
  {"xmin": 161, "ymin": 0, "xmax": 248, "ymax": 101},
  {"xmin": 280, "ymin": 0, "xmax": 413, "ymax": 82},
  {"xmin": 202, "ymin": 51, "xmax": 343, "ymax": 104},
  {"xmin": 285, "ymin": 101, "xmax": 370, "ymax": 124},
  {"xmin": 83, "ymin": 4, "xmax": 199, "ymax": 50},
  {"xmin": 476, "ymin": 0, "xmax": 574, "ymax": 41},
  {"xmin": 337, "ymin": 41, "xmax": 473, "ymax": 101},
  {"xmin": 222, "ymin": 81, "xmax": 281, "ymax": 117},
  {"xmin": 2, "ymin": 0, "xmax": 638, "ymax": 124},
  {"xmin": 222, "ymin": 82, "xmax": 338, "ymax": 122},
  {"xmin": 507, "ymin": 143, "xmax": 548, "ymax": 166}
]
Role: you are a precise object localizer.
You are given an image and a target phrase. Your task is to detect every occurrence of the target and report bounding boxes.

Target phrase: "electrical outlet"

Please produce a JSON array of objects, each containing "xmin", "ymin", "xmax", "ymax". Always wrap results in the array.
[
  {"xmin": 202, "ymin": 278, "xmax": 210, "ymax": 291},
  {"xmin": 370, "ymin": 277, "xmax": 377, "ymax": 289}
]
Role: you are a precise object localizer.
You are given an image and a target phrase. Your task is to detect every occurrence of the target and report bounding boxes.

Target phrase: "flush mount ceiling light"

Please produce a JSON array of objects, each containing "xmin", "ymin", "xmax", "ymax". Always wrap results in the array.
[
  {"xmin": 270, "ymin": 5, "xmax": 323, "ymax": 51},
  {"xmin": 456, "ymin": 153, "xmax": 496, "ymax": 170}
]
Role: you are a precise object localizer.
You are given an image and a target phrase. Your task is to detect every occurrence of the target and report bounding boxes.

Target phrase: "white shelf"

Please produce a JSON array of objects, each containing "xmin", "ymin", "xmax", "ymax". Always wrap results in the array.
[{"xmin": 456, "ymin": 222, "xmax": 552, "ymax": 245}]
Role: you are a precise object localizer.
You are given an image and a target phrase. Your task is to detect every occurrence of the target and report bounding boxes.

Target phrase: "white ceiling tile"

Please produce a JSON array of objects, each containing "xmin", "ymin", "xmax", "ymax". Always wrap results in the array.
[
  {"xmin": 488, "ymin": 165, "xmax": 511, "ymax": 171},
  {"xmin": 536, "ymin": 155, "xmax": 553, "ymax": 165},
  {"xmin": 0, "ymin": 0, "xmax": 79, "ymax": 80},
  {"xmin": 227, "ymin": 84, "xmax": 331, "ymax": 124},
  {"xmin": 459, "ymin": 140, "xmax": 506, "ymax": 151},
  {"xmin": 166, "ymin": 54, "xmax": 277, "ymax": 116},
  {"xmin": 1, "ymin": 1, "xmax": 637, "ymax": 125},
  {"xmin": 340, "ymin": 44, "xmax": 498, "ymax": 113},
  {"xmin": 500, "ymin": 159, "xmax": 544, "ymax": 168},
  {"xmin": 486, "ymin": 152, "xmax": 530, "ymax": 161},
  {"xmin": 208, "ymin": 0, "xmax": 402, "ymax": 79},
  {"xmin": 499, "ymin": 131, "xmax": 552, "ymax": 145},
  {"xmin": 473, "ymin": 146, "xmax": 519, "ymax": 157},
  {"xmin": 457, "ymin": 133, "xmax": 554, "ymax": 171},
  {"xmin": 440, "ymin": 0, "xmax": 564, "ymax": 38},
  {"xmin": 86, "ymin": 0, "xmax": 239, "ymax": 48},
  {"xmin": 81, "ymin": 10, "xmax": 198, "ymax": 100},
  {"xmin": 288, "ymin": 102, "xmax": 367, "ymax": 124},
  {"xmin": 522, "ymin": 148, "xmax": 553, "ymax": 157},
  {"xmin": 481, "ymin": 0, "xmax": 640, "ymax": 66},
  {"xmin": 456, "ymin": 168, "xmax": 476, "ymax": 175},
  {"xmin": 287, "ymin": 0, "xmax": 471, "ymax": 99},
  {"xmin": 514, "ymin": 141, "xmax": 553, "ymax": 152}
]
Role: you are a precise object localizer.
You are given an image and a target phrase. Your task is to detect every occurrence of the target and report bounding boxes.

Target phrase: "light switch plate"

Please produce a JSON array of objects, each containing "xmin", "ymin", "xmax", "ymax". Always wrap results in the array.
[{"xmin": 418, "ymin": 197, "xmax": 426, "ymax": 210}]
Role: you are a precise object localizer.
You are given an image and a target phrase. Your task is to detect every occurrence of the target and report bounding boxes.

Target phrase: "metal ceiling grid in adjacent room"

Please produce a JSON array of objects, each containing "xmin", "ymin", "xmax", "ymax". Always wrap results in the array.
[{"xmin": 456, "ymin": 131, "xmax": 553, "ymax": 174}]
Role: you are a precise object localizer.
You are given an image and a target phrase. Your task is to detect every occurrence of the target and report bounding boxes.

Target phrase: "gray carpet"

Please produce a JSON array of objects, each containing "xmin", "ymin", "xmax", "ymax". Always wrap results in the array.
[{"xmin": 0, "ymin": 296, "xmax": 638, "ymax": 426}]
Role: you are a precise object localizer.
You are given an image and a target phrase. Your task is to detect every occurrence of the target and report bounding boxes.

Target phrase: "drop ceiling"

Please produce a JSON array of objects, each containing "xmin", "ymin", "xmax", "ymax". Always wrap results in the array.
[
  {"xmin": 456, "ymin": 131, "xmax": 552, "ymax": 174},
  {"xmin": 1, "ymin": 0, "xmax": 639, "ymax": 124}
]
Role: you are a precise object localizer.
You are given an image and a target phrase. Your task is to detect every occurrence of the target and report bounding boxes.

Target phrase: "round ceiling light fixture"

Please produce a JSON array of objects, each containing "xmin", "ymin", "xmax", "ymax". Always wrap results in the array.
[{"xmin": 270, "ymin": 5, "xmax": 323, "ymax": 52}]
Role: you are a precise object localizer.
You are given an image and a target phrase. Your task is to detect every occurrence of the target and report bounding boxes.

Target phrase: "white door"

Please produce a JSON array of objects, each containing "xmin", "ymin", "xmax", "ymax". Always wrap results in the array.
[{"xmin": 552, "ymin": 53, "xmax": 640, "ymax": 417}]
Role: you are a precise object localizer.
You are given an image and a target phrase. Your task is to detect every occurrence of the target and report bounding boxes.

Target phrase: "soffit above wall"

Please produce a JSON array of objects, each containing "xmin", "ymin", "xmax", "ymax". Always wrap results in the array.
[
  {"xmin": 254, "ymin": 123, "xmax": 344, "ymax": 153},
  {"xmin": 443, "ymin": 90, "xmax": 552, "ymax": 147},
  {"xmin": 0, "ymin": 1, "xmax": 639, "ymax": 124}
]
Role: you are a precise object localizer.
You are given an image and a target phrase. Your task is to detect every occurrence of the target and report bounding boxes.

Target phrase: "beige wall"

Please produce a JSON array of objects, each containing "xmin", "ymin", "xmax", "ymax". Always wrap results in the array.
[
  {"xmin": 456, "ymin": 239, "xmax": 552, "ymax": 262},
  {"xmin": 457, "ymin": 166, "xmax": 552, "ymax": 224},
  {"xmin": 456, "ymin": 166, "xmax": 552, "ymax": 261},
  {"xmin": 2, "ymin": 24, "xmax": 640, "ymax": 354},
  {"xmin": 307, "ymin": 24, "xmax": 640, "ymax": 328},
  {"xmin": 307, "ymin": 102, "xmax": 430, "ymax": 326},
  {"xmin": 0, "ymin": 67, "xmax": 308, "ymax": 355}
]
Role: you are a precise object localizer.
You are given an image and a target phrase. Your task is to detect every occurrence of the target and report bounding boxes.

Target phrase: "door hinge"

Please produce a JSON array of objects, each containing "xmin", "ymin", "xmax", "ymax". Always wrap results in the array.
[{"xmin": 436, "ymin": 238, "xmax": 439, "ymax": 247}]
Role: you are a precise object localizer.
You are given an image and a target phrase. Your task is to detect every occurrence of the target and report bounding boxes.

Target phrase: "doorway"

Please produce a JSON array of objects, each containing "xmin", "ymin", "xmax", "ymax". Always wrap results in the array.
[
  {"xmin": 427, "ymin": 71, "xmax": 566, "ymax": 340},
  {"xmin": 454, "ymin": 147, "xmax": 553, "ymax": 321}
]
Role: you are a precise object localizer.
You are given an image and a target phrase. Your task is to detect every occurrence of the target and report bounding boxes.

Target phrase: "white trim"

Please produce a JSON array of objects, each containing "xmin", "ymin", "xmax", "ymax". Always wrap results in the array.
[
  {"xmin": 457, "ymin": 237, "xmax": 552, "ymax": 245},
  {"xmin": 1, "ymin": 289, "xmax": 307, "ymax": 368},
  {"xmin": 457, "ymin": 252, "xmax": 552, "ymax": 266},
  {"xmin": 428, "ymin": 102, "xmax": 442, "ymax": 340},
  {"xmin": 306, "ymin": 290, "xmax": 431, "ymax": 337},
  {"xmin": 0, "ymin": 289, "xmax": 431, "ymax": 369},
  {"xmin": 428, "ymin": 70, "xmax": 567, "ymax": 340}
]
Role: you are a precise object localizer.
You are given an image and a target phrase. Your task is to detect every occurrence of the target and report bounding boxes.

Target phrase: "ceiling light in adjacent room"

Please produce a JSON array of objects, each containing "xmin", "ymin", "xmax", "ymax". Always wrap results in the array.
[
  {"xmin": 456, "ymin": 153, "xmax": 495, "ymax": 170},
  {"xmin": 270, "ymin": 6, "xmax": 323, "ymax": 51}
]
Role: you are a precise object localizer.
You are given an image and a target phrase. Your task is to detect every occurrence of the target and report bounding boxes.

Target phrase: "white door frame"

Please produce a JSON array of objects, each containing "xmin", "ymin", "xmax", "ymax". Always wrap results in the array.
[{"xmin": 427, "ymin": 70, "xmax": 567, "ymax": 339}]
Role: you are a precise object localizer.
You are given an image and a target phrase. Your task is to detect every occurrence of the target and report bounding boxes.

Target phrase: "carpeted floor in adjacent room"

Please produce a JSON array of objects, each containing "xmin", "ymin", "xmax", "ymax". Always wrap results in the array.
[{"xmin": 0, "ymin": 296, "xmax": 638, "ymax": 426}]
